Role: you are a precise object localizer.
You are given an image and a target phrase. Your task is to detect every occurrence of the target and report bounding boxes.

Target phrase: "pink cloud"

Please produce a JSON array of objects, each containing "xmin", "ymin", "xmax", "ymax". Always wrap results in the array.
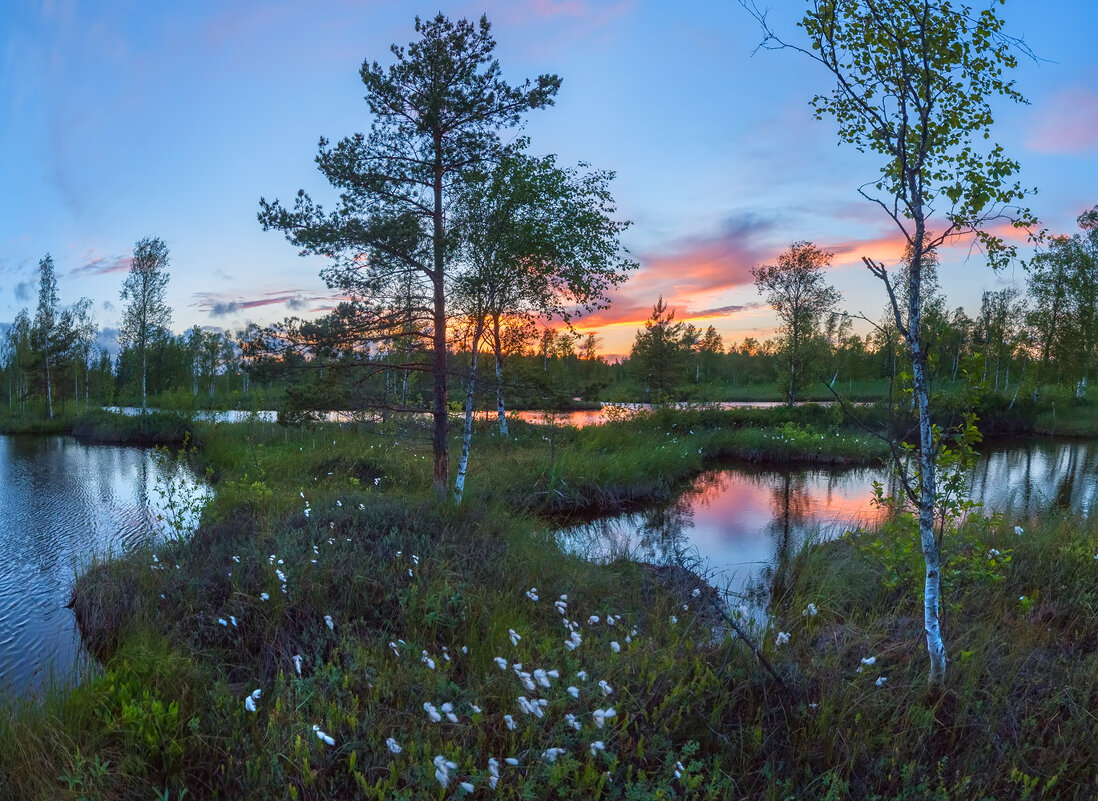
[
  {"xmin": 1028, "ymin": 88, "xmax": 1098, "ymax": 154},
  {"xmin": 70, "ymin": 255, "xmax": 132, "ymax": 276}
]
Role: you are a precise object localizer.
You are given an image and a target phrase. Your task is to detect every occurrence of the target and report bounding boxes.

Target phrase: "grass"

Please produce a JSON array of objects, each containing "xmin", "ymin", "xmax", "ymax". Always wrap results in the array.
[{"xmin": 0, "ymin": 411, "xmax": 1096, "ymax": 797}]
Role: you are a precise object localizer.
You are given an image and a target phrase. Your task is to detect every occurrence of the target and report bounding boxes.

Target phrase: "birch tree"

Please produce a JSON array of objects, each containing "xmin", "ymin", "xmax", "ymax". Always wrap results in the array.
[
  {"xmin": 120, "ymin": 236, "xmax": 172, "ymax": 409},
  {"xmin": 259, "ymin": 14, "xmax": 560, "ymax": 496},
  {"xmin": 751, "ymin": 241, "xmax": 841, "ymax": 404},
  {"xmin": 744, "ymin": 0, "xmax": 1037, "ymax": 685},
  {"xmin": 451, "ymin": 148, "xmax": 633, "ymax": 460},
  {"xmin": 32, "ymin": 255, "xmax": 60, "ymax": 418}
]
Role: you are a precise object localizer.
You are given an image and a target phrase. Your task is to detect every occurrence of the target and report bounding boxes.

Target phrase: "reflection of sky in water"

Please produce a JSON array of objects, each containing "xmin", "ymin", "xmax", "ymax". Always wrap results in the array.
[
  {"xmin": 0, "ymin": 436, "xmax": 208, "ymax": 696},
  {"xmin": 559, "ymin": 439, "xmax": 1098, "ymax": 598}
]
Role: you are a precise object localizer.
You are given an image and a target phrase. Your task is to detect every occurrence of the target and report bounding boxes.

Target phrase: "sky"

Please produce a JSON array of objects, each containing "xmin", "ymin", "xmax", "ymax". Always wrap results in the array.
[{"xmin": 2, "ymin": 0, "xmax": 1096, "ymax": 357}]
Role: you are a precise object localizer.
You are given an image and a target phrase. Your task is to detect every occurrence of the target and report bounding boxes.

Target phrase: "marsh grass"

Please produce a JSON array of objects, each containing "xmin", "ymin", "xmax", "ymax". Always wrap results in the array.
[{"xmin": 2, "ymin": 415, "xmax": 1096, "ymax": 798}]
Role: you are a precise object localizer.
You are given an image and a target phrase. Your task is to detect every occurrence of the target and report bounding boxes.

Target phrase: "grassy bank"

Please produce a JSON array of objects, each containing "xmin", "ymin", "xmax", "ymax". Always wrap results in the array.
[
  {"xmin": 0, "ymin": 410, "xmax": 194, "ymax": 445},
  {"xmin": 763, "ymin": 510, "xmax": 1098, "ymax": 798},
  {"xmin": 1, "ymin": 412, "xmax": 1095, "ymax": 797}
]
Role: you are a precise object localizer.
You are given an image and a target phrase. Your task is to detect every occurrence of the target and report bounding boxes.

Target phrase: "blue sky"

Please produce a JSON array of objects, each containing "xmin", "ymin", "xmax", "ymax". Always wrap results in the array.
[{"xmin": 2, "ymin": 0, "xmax": 1096, "ymax": 355}]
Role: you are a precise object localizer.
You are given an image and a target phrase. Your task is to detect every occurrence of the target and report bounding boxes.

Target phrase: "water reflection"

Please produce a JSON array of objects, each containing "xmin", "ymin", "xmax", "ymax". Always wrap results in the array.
[
  {"xmin": 0, "ymin": 436, "xmax": 208, "ymax": 695},
  {"xmin": 558, "ymin": 438, "xmax": 1098, "ymax": 599}
]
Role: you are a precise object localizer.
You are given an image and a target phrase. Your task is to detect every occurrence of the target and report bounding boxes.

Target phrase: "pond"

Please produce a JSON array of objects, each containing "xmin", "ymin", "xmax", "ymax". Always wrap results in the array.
[
  {"xmin": 557, "ymin": 437, "xmax": 1098, "ymax": 598},
  {"xmin": 0, "ymin": 436, "xmax": 208, "ymax": 696}
]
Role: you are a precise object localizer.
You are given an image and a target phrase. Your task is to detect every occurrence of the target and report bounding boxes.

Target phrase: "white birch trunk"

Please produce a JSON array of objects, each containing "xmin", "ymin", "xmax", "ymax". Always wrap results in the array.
[
  {"xmin": 495, "ymin": 349, "xmax": 509, "ymax": 436},
  {"xmin": 44, "ymin": 350, "xmax": 53, "ymax": 418},
  {"xmin": 907, "ymin": 234, "xmax": 947, "ymax": 687},
  {"xmin": 454, "ymin": 336, "xmax": 481, "ymax": 504}
]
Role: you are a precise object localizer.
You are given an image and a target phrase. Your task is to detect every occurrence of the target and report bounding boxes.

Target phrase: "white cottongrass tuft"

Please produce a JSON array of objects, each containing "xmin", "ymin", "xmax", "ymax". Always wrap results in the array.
[
  {"xmin": 504, "ymin": 757, "xmax": 519, "ymax": 766},
  {"xmin": 509, "ymin": 628, "xmax": 522, "ymax": 646},
  {"xmin": 494, "ymin": 656, "xmax": 508, "ymax": 670},
  {"xmin": 592, "ymin": 707, "xmax": 617, "ymax": 728},
  {"xmin": 293, "ymin": 654, "xmax": 303, "ymax": 675},
  {"xmin": 386, "ymin": 737, "xmax": 402, "ymax": 754},
  {"xmin": 503, "ymin": 714, "xmax": 516, "ymax": 730},
  {"xmin": 802, "ymin": 603, "xmax": 818, "ymax": 617},
  {"xmin": 775, "ymin": 631, "xmax": 791, "ymax": 646},
  {"xmin": 423, "ymin": 702, "xmax": 442, "ymax": 723},
  {"xmin": 541, "ymin": 747, "xmax": 567, "ymax": 763},
  {"xmin": 525, "ymin": 587, "xmax": 539, "ymax": 601},
  {"xmin": 312, "ymin": 725, "xmax": 335, "ymax": 746},
  {"xmin": 598, "ymin": 679, "xmax": 613, "ymax": 696},
  {"xmin": 610, "ymin": 641, "xmax": 621, "ymax": 653},
  {"xmin": 589, "ymin": 740, "xmax": 605, "ymax": 755},
  {"xmin": 433, "ymin": 755, "xmax": 458, "ymax": 788},
  {"xmin": 324, "ymin": 615, "xmax": 334, "ymax": 631},
  {"xmin": 565, "ymin": 712, "xmax": 581, "ymax": 730},
  {"xmin": 567, "ymin": 686, "xmax": 579, "ymax": 698},
  {"xmin": 875, "ymin": 676, "xmax": 888, "ymax": 687}
]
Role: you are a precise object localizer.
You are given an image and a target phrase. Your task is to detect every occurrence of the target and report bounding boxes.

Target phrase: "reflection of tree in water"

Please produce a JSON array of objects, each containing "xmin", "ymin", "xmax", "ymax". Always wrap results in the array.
[
  {"xmin": 761, "ymin": 471, "xmax": 814, "ymax": 598},
  {"xmin": 560, "ymin": 492, "xmax": 697, "ymax": 566}
]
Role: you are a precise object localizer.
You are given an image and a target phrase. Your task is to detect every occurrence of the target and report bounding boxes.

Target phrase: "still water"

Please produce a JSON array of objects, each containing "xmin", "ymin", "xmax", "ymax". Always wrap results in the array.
[
  {"xmin": 558, "ymin": 438, "xmax": 1098, "ymax": 597},
  {"xmin": 0, "ymin": 436, "xmax": 207, "ymax": 695}
]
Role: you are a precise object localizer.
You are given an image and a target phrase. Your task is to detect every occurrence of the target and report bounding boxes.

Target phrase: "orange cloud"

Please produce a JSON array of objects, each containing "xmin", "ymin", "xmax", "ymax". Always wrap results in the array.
[
  {"xmin": 1028, "ymin": 88, "xmax": 1098, "ymax": 154},
  {"xmin": 824, "ymin": 231, "xmax": 910, "ymax": 267}
]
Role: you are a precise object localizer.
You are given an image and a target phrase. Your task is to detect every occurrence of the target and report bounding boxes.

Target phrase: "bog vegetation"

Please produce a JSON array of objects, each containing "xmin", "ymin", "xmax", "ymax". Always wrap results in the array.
[{"xmin": 1, "ymin": 3, "xmax": 1097, "ymax": 799}]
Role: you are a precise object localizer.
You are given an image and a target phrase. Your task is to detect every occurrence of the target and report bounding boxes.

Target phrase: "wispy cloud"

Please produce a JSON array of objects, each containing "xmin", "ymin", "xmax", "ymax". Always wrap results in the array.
[
  {"xmin": 71, "ymin": 254, "xmax": 132, "ymax": 276},
  {"xmin": 192, "ymin": 290, "xmax": 343, "ymax": 318},
  {"xmin": 572, "ymin": 213, "xmax": 778, "ymax": 331},
  {"xmin": 1028, "ymin": 88, "xmax": 1098, "ymax": 154}
]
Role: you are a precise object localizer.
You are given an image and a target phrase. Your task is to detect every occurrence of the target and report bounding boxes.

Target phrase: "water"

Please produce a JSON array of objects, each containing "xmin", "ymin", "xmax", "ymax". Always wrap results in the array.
[
  {"xmin": 513, "ymin": 402, "xmax": 788, "ymax": 428},
  {"xmin": 0, "ymin": 436, "xmax": 208, "ymax": 695},
  {"xmin": 558, "ymin": 438, "xmax": 1098, "ymax": 598}
]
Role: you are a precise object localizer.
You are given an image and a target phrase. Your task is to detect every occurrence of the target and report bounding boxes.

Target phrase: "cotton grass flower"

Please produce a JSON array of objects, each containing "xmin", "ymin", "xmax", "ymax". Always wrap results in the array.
[
  {"xmin": 312, "ymin": 725, "xmax": 335, "ymax": 746},
  {"xmin": 598, "ymin": 680, "xmax": 613, "ymax": 696},
  {"xmin": 293, "ymin": 654, "xmax": 303, "ymax": 675},
  {"xmin": 525, "ymin": 587, "xmax": 539, "ymax": 601},
  {"xmin": 875, "ymin": 676, "xmax": 888, "ymax": 687},
  {"xmin": 610, "ymin": 641, "xmax": 621, "ymax": 653},
  {"xmin": 423, "ymin": 702, "xmax": 442, "ymax": 723},
  {"xmin": 324, "ymin": 615, "xmax": 334, "ymax": 631},
  {"xmin": 504, "ymin": 757, "xmax": 519, "ymax": 766},
  {"xmin": 433, "ymin": 755, "xmax": 458, "ymax": 788},
  {"xmin": 503, "ymin": 714, "xmax": 516, "ymax": 730},
  {"xmin": 493, "ymin": 656, "xmax": 508, "ymax": 670},
  {"xmin": 488, "ymin": 757, "xmax": 500, "ymax": 788},
  {"xmin": 509, "ymin": 628, "xmax": 522, "ymax": 646},
  {"xmin": 589, "ymin": 740, "xmax": 605, "ymax": 756},
  {"xmin": 802, "ymin": 603, "xmax": 818, "ymax": 617},
  {"xmin": 565, "ymin": 712, "xmax": 581, "ymax": 730},
  {"xmin": 775, "ymin": 631, "xmax": 790, "ymax": 646},
  {"xmin": 541, "ymin": 747, "xmax": 567, "ymax": 763},
  {"xmin": 567, "ymin": 686, "xmax": 579, "ymax": 698},
  {"xmin": 592, "ymin": 707, "xmax": 616, "ymax": 728},
  {"xmin": 386, "ymin": 737, "xmax": 402, "ymax": 754},
  {"xmin": 460, "ymin": 781, "xmax": 474, "ymax": 793}
]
